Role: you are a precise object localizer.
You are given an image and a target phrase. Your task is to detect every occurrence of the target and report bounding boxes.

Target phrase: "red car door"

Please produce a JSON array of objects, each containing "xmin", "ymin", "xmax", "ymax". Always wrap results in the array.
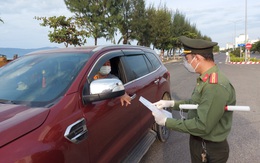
[
  {"xmin": 81, "ymin": 51, "xmax": 143, "ymax": 162},
  {"xmin": 119, "ymin": 52, "xmax": 160, "ymax": 133}
]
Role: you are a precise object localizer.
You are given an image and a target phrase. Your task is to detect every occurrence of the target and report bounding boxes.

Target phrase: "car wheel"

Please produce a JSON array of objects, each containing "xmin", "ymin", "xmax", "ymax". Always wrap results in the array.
[{"xmin": 155, "ymin": 92, "xmax": 171, "ymax": 142}]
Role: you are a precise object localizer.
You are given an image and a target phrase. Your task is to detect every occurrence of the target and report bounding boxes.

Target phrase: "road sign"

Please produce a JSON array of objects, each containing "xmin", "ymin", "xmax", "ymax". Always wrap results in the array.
[
  {"xmin": 246, "ymin": 43, "xmax": 252, "ymax": 50},
  {"xmin": 238, "ymin": 44, "xmax": 245, "ymax": 47}
]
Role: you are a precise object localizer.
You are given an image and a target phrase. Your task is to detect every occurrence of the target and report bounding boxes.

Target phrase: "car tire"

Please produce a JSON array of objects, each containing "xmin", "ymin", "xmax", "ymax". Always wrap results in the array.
[{"xmin": 155, "ymin": 92, "xmax": 171, "ymax": 142}]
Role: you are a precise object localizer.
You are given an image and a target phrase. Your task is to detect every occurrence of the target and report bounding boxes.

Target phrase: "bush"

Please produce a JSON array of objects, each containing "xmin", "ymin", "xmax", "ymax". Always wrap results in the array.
[
  {"xmin": 229, "ymin": 53, "xmax": 236, "ymax": 58},
  {"xmin": 250, "ymin": 57, "xmax": 260, "ymax": 62},
  {"xmin": 231, "ymin": 48, "xmax": 241, "ymax": 57},
  {"xmin": 230, "ymin": 57, "xmax": 244, "ymax": 62},
  {"xmin": 230, "ymin": 57, "xmax": 260, "ymax": 62}
]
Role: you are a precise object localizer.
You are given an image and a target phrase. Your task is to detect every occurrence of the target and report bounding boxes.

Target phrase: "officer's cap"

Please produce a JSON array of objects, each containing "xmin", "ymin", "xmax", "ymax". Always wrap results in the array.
[{"xmin": 180, "ymin": 36, "xmax": 218, "ymax": 55}]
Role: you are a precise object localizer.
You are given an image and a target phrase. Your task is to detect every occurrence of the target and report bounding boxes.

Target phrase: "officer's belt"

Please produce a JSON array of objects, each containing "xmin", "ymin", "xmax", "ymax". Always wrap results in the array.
[{"xmin": 190, "ymin": 135, "xmax": 224, "ymax": 143}]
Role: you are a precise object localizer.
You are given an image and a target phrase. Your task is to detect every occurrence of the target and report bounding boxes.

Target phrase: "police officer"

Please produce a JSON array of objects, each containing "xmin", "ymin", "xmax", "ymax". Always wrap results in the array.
[{"xmin": 152, "ymin": 36, "xmax": 236, "ymax": 163}]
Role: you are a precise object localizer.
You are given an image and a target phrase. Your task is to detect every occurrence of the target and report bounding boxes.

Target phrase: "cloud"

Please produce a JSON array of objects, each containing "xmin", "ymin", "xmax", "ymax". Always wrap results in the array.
[
  {"xmin": 1, "ymin": 0, "xmax": 69, "ymax": 15},
  {"xmin": 0, "ymin": 0, "xmax": 259, "ymax": 49},
  {"xmin": 146, "ymin": 0, "xmax": 260, "ymax": 47},
  {"xmin": 0, "ymin": 0, "xmax": 74, "ymax": 48}
]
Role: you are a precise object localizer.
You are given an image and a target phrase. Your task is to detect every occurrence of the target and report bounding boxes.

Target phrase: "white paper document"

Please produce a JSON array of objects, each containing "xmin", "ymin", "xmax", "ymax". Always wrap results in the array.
[{"xmin": 139, "ymin": 96, "xmax": 172, "ymax": 118}]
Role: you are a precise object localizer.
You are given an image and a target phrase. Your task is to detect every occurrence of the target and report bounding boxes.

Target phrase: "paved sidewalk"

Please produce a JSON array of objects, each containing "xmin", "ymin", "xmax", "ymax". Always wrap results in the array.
[{"xmin": 161, "ymin": 58, "xmax": 182, "ymax": 64}]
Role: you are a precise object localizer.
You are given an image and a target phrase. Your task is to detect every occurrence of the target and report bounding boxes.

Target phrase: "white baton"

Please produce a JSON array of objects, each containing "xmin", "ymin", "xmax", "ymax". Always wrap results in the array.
[{"xmin": 179, "ymin": 104, "xmax": 250, "ymax": 111}]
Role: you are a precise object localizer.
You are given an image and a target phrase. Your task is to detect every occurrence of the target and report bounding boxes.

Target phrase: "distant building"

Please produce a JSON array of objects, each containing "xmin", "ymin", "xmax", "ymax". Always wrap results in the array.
[
  {"xmin": 226, "ymin": 34, "xmax": 259, "ymax": 50},
  {"xmin": 251, "ymin": 39, "xmax": 259, "ymax": 44},
  {"xmin": 226, "ymin": 42, "xmax": 233, "ymax": 49},
  {"xmin": 219, "ymin": 47, "xmax": 226, "ymax": 51},
  {"xmin": 235, "ymin": 34, "xmax": 248, "ymax": 48}
]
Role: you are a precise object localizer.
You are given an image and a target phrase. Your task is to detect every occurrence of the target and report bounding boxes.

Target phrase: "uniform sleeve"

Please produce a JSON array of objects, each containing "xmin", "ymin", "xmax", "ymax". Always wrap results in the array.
[{"xmin": 166, "ymin": 84, "xmax": 229, "ymax": 136}]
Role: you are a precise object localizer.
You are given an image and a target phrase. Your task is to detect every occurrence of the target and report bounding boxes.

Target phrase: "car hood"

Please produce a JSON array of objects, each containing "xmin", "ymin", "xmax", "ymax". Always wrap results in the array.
[{"xmin": 0, "ymin": 104, "xmax": 50, "ymax": 147}]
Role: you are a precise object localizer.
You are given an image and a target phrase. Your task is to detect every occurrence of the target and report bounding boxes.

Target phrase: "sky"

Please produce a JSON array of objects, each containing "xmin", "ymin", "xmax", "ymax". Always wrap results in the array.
[{"xmin": 0, "ymin": 0, "xmax": 259, "ymax": 49}]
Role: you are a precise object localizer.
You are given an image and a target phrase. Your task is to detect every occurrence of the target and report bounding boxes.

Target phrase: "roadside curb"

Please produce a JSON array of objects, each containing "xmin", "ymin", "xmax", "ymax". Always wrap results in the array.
[
  {"xmin": 228, "ymin": 61, "xmax": 260, "ymax": 64},
  {"xmin": 162, "ymin": 59, "xmax": 181, "ymax": 64}
]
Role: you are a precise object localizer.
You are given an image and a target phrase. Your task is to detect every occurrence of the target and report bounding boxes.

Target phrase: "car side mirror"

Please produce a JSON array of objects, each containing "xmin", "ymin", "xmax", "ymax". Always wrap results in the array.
[{"xmin": 83, "ymin": 78, "xmax": 125, "ymax": 103}]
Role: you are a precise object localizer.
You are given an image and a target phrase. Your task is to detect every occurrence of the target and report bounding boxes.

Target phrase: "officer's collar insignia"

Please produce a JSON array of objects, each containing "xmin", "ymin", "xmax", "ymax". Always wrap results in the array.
[
  {"xmin": 209, "ymin": 72, "xmax": 218, "ymax": 84},
  {"xmin": 202, "ymin": 74, "xmax": 209, "ymax": 82}
]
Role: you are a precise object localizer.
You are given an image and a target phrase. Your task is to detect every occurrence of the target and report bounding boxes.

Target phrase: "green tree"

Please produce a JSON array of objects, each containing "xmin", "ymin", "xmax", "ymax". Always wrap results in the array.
[
  {"xmin": 169, "ymin": 10, "xmax": 213, "ymax": 54},
  {"xmin": 148, "ymin": 5, "xmax": 172, "ymax": 52},
  {"xmin": 213, "ymin": 45, "xmax": 219, "ymax": 53},
  {"xmin": 251, "ymin": 41, "xmax": 260, "ymax": 53},
  {"xmin": 146, "ymin": 5, "xmax": 157, "ymax": 48},
  {"xmin": 64, "ymin": 0, "xmax": 124, "ymax": 45},
  {"xmin": 231, "ymin": 47, "xmax": 241, "ymax": 57},
  {"xmin": 170, "ymin": 10, "xmax": 195, "ymax": 55},
  {"xmin": 35, "ymin": 16, "xmax": 88, "ymax": 47},
  {"xmin": 128, "ymin": 0, "xmax": 151, "ymax": 46},
  {"xmin": 170, "ymin": 10, "xmax": 187, "ymax": 51},
  {"xmin": 117, "ymin": 0, "xmax": 138, "ymax": 45}
]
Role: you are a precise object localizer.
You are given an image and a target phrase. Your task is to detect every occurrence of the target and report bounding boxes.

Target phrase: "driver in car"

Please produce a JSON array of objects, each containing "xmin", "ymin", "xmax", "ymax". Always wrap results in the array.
[{"xmin": 94, "ymin": 60, "xmax": 131, "ymax": 106}]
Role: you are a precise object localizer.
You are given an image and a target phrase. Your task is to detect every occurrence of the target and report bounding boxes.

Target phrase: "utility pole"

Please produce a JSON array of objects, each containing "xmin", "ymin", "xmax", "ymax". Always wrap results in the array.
[
  {"xmin": 244, "ymin": 0, "xmax": 248, "ymax": 61},
  {"xmin": 230, "ymin": 20, "xmax": 241, "ymax": 51}
]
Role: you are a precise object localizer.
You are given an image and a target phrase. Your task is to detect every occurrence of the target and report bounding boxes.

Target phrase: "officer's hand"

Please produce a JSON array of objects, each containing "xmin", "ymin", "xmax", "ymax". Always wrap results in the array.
[
  {"xmin": 153, "ymin": 100, "xmax": 175, "ymax": 110},
  {"xmin": 152, "ymin": 111, "xmax": 167, "ymax": 126}
]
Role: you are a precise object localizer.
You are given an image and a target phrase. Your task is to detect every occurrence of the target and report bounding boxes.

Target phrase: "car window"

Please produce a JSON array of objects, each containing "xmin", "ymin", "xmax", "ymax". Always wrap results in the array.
[
  {"xmin": 87, "ymin": 50, "xmax": 123, "ymax": 83},
  {"xmin": 145, "ymin": 52, "xmax": 161, "ymax": 70},
  {"xmin": 0, "ymin": 52, "xmax": 90, "ymax": 107},
  {"xmin": 144, "ymin": 55, "xmax": 153, "ymax": 72},
  {"xmin": 122, "ymin": 55, "xmax": 150, "ymax": 82}
]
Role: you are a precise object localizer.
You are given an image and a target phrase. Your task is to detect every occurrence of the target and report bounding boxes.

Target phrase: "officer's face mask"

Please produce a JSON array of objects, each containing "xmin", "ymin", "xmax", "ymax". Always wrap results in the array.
[
  {"xmin": 99, "ymin": 66, "xmax": 111, "ymax": 75},
  {"xmin": 183, "ymin": 56, "xmax": 200, "ymax": 73}
]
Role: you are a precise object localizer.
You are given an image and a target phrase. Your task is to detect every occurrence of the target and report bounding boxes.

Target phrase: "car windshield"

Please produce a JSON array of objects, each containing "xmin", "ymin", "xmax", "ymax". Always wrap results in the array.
[{"xmin": 0, "ymin": 52, "xmax": 90, "ymax": 107}]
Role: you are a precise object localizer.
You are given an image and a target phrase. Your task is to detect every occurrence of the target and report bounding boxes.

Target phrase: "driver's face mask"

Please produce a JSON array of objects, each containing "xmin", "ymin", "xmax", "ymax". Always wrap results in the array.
[{"xmin": 99, "ymin": 66, "xmax": 111, "ymax": 75}]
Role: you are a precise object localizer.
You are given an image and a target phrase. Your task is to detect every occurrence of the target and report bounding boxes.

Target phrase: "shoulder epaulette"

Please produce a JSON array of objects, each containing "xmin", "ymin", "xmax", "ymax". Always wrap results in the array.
[{"xmin": 209, "ymin": 72, "xmax": 218, "ymax": 84}]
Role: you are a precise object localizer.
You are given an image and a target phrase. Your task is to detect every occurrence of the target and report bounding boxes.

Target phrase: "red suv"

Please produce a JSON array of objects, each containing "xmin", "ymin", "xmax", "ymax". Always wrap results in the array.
[{"xmin": 0, "ymin": 45, "xmax": 171, "ymax": 162}]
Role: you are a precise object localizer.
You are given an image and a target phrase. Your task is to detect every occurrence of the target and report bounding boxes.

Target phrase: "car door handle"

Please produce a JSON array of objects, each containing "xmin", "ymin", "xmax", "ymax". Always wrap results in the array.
[
  {"xmin": 64, "ymin": 118, "xmax": 88, "ymax": 144},
  {"xmin": 130, "ymin": 93, "xmax": 136, "ymax": 100},
  {"xmin": 154, "ymin": 79, "xmax": 159, "ymax": 84}
]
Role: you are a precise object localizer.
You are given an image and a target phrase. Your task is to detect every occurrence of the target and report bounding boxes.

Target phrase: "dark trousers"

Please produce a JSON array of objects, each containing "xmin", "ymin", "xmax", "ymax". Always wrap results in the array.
[{"xmin": 189, "ymin": 135, "xmax": 229, "ymax": 163}]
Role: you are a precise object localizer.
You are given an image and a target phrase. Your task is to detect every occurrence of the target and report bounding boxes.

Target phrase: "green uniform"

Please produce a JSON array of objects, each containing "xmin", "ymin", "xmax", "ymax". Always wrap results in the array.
[{"xmin": 166, "ymin": 65, "xmax": 236, "ymax": 142}]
